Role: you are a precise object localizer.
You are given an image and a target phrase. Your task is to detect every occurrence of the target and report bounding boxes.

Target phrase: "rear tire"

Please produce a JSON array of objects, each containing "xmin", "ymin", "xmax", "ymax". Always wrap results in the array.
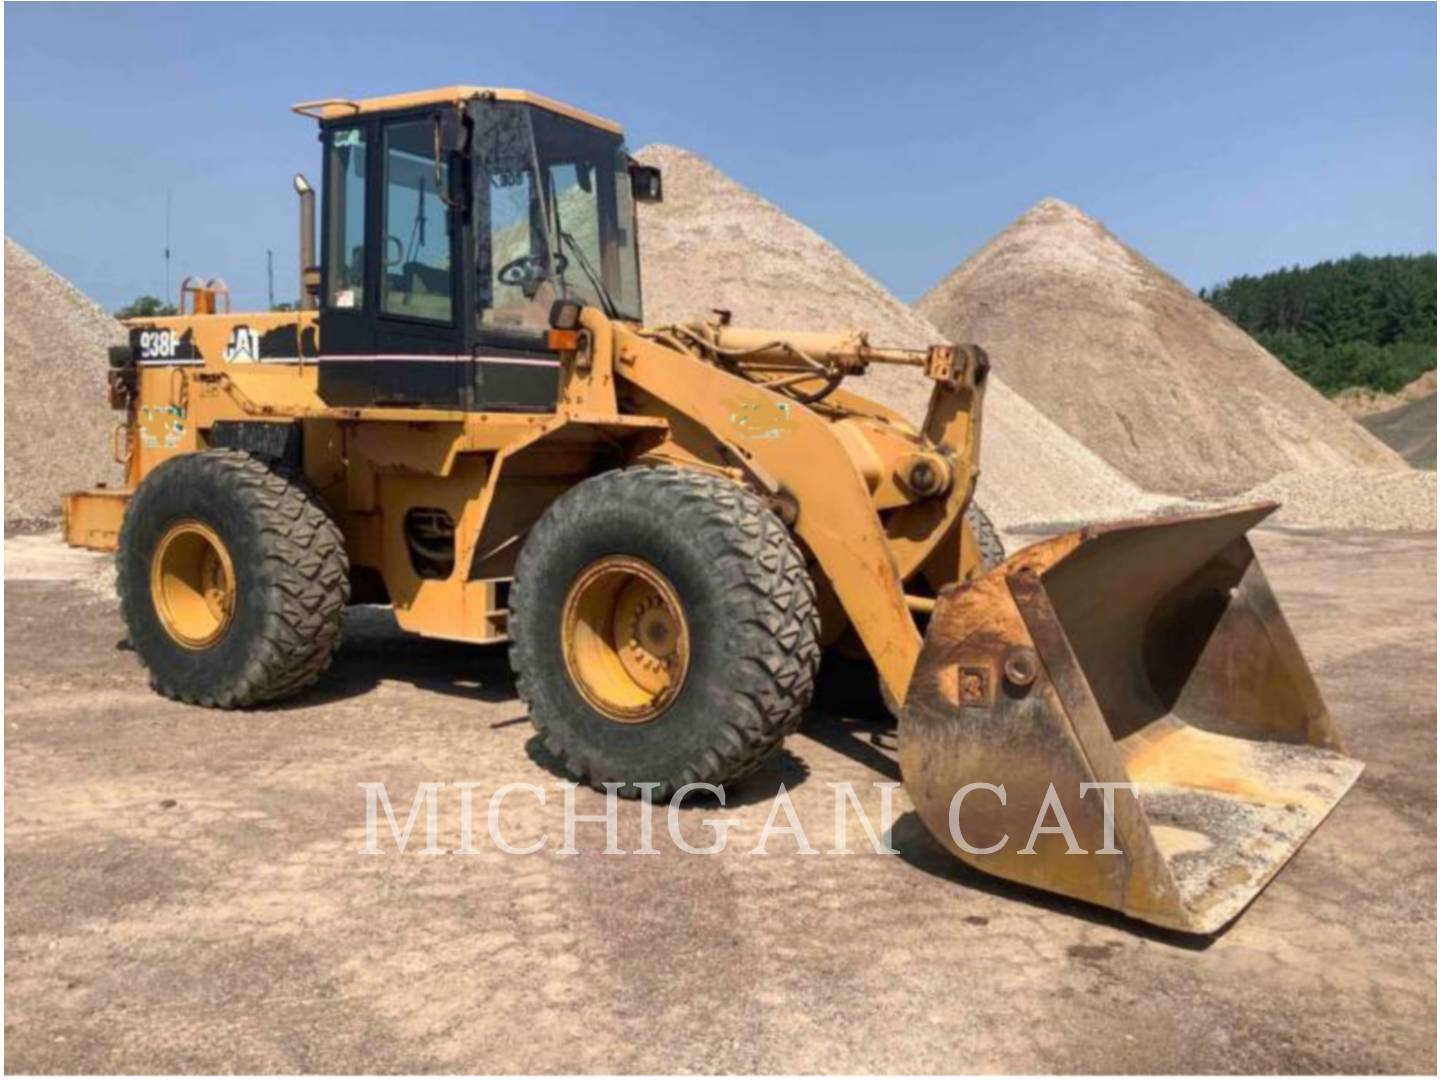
[
  {"xmin": 117, "ymin": 450, "xmax": 349, "ymax": 707},
  {"xmin": 509, "ymin": 466, "xmax": 821, "ymax": 798}
]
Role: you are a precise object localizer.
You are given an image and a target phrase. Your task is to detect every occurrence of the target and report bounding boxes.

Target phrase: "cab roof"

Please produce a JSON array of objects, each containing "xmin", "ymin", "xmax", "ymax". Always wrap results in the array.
[{"xmin": 291, "ymin": 86, "xmax": 623, "ymax": 135}]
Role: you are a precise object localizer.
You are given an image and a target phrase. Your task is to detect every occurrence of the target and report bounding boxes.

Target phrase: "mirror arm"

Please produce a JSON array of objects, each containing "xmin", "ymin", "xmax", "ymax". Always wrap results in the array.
[{"xmin": 433, "ymin": 107, "xmax": 472, "ymax": 213}]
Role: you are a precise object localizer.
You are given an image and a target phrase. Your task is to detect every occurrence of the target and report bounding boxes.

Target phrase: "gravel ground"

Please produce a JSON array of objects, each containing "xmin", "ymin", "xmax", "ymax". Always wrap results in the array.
[
  {"xmin": 916, "ymin": 199, "xmax": 1404, "ymax": 498},
  {"xmin": 4, "ymin": 237, "xmax": 125, "ymax": 528},
  {"xmin": 5, "ymin": 528, "xmax": 1434, "ymax": 1073},
  {"xmin": 1245, "ymin": 468, "xmax": 1437, "ymax": 531},
  {"xmin": 634, "ymin": 145, "xmax": 1173, "ymax": 534},
  {"xmin": 1360, "ymin": 393, "xmax": 1437, "ymax": 470}
]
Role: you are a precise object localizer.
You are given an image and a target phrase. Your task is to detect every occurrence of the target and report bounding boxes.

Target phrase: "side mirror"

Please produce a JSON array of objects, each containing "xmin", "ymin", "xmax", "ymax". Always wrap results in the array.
[{"xmin": 629, "ymin": 163, "xmax": 663, "ymax": 203}]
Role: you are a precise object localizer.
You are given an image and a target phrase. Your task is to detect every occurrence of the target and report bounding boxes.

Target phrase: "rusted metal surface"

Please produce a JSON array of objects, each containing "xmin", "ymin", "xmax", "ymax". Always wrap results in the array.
[{"xmin": 899, "ymin": 504, "xmax": 1363, "ymax": 933}]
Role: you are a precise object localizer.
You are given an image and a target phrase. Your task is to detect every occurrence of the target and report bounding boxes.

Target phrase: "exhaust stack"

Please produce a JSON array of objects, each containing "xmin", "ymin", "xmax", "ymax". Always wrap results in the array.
[{"xmin": 294, "ymin": 173, "xmax": 316, "ymax": 310}]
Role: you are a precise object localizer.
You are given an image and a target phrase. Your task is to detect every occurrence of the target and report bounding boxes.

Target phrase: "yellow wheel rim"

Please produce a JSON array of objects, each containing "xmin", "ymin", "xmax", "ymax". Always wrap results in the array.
[
  {"xmin": 561, "ymin": 556, "xmax": 690, "ymax": 723},
  {"xmin": 150, "ymin": 520, "xmax": 237, "ymax": 649}
]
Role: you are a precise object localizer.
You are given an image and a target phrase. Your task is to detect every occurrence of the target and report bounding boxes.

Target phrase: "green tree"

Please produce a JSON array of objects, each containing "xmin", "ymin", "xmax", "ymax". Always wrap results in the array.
[
  {"xmin": 116, "ymin": 295, "xmax": 177, "ymax": 319},
  {"xmin": 1205, "ymin": 253, "xmax": 1436, "ymax": 394}
]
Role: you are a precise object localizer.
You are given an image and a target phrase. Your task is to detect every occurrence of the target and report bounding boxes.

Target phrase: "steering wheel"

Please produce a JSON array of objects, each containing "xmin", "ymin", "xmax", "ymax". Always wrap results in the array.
[
  {"xmin": 497, "ymin": 254, "xmax": 546, "ymax": 287},
  {"xmin": 385, "ymin": 235, "xmax": 404, "ymax": 269}
]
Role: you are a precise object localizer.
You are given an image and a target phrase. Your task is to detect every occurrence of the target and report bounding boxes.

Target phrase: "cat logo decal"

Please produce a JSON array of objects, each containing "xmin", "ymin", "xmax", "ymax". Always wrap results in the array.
[{"xmin": 223, "ymin": 326, "xmax": 261, "ymax": 363}]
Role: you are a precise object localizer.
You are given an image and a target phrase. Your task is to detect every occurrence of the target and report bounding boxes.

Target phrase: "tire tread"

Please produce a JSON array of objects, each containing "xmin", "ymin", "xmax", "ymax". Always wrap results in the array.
[
  {"xmin": 117, "ymin": 450, "xmax": 349, "ymax": 708},
  {"xmin": 509, "ymin": 466, "xmax": 821, "ymax": 797}
]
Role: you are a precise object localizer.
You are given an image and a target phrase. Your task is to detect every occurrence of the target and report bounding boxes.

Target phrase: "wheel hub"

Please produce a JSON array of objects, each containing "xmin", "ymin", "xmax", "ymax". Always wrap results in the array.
[
  {"xmin": 150, "ymin": 520, "xmax": 236, "ymax": 649},
  {"xmin": 562, "ymin": 556, "xmax": 690, "ymax": 723}
]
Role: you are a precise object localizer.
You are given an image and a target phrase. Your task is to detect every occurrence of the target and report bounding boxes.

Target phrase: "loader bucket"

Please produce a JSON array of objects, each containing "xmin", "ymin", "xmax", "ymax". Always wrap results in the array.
[{"xmin": 899, "ymin": 503, "xmax": 1362, "ymax": 934}]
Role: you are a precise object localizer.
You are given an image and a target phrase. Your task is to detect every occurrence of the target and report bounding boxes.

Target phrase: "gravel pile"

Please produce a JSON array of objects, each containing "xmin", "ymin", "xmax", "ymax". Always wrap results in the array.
[
  {"xmin": 5, "ymin": 238, "xmax": 124, "ymax": 528},
  {"xmin": 1405, "ymin": 369, "xmax": 1438, "ymax": 397},
  {"xmin": 1245, "ymin": 468, "xmax": 1436, "ymax": 531},
  {"xmin": 634, "ymin": 146, "xmax": 1175, "ymax": 536},
  {"xmin": 1335, "ymin": 387, "xmax": 1410, "ymax": 417},
  {"xmin": 1335, "ymin": 371, "xmax": 1437, "ymax": 418},
  {"xmin": 916, "ymin": 199, "xmax": 1404, "ymax": 498},
  {"xmin": 12, "ymin": 170, "xmax": 1422, "ymax": 537}
]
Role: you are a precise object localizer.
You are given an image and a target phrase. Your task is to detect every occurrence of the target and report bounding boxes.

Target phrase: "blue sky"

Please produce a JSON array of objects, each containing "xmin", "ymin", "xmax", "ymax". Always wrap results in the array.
[{"xmin": 5, "ymin": 2, "xmax": 1435, "ymax": 312}]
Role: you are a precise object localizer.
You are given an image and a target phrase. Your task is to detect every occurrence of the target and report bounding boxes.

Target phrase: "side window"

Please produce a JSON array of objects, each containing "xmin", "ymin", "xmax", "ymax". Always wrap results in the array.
[
  {"xmin": 486, "ymin": 168, "xmax": 542, "ymax": 317},
  {"xmin": 324, "ymin": 127, "xmax": 367, "ymax": 309},
  {"xmin": 382, "ymin": 120, "xmax": 453, "ymax": 322},
  {"xmin": 549, "ymin": 163, "xmax": 605, "ymax": 305},
  {"xmin": 472, "ymin": 100, "xmax": 551, "ymax": 332}
]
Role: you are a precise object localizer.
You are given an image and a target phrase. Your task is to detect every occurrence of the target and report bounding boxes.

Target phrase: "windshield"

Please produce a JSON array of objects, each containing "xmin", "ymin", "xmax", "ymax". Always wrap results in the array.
[{"xmin": 471, "ymin": 100, "xmax": 642, "ymax": 331}]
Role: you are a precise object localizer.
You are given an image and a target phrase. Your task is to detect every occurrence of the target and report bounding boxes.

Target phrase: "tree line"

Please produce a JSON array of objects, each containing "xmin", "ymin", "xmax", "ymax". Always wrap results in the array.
[
  {"xmin": 115, "ymin": 296, "xmax": 296, "ymax": 318},
  {"xmin": 1200, "ymin": 253, "xmax": 1435, "ymax": 394}
]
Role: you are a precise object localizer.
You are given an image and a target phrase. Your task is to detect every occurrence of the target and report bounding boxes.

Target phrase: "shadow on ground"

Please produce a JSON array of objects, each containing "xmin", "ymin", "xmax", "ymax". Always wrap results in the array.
[{"xmin": 277, "ymin": 605, "xmax": 518, "ymax": 709}]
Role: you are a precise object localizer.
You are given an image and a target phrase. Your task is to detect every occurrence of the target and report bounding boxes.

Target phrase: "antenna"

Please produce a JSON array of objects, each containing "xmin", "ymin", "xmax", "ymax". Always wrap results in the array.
[
  {"xmin": 164, "ymin": 186, "xmax": 172, "ymax": 307},
  {"xmin": 267, "ymin": 249, "xmax": 275, "ymax": 309}
]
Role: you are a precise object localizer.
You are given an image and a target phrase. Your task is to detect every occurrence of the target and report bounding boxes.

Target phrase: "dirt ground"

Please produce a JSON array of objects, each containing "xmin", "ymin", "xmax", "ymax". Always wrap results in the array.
[{"xmin": 5, "ymin": 528, "xmax": 1435, "ymax": 1074}]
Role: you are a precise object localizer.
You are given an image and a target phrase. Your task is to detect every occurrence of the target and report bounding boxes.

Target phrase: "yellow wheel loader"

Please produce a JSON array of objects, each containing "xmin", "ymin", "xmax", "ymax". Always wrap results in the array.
[{"xmin": 64, "ymin": 87, "xmax": 1361, "ymax": 933}]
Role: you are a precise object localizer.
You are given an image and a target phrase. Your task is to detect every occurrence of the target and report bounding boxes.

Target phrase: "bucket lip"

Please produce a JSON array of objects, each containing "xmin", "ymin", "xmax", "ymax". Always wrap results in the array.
[
  {"xmin": 1082, "ymin": 506, "xmax": 1278, "ymax": 541},
  {"xmin": 1079, "ymin": 500, "xmax": 1279, "ymax": 541},
  {"xmin": 976, "ymin": 501, "xmax": 1280, "ymax": 587},
  {"xmin": 935, "ymin": 502, "xmax": 1283, "ymax": 606},
  {"xmin": 1141, "ymin": 753, "xmax": 1366, "ymax": 936}
]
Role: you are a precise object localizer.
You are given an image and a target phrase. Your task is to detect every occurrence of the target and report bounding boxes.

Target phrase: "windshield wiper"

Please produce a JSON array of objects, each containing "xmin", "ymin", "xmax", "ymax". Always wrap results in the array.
[{"xmin": 558, "ymin": 229, "xmax": 617, "ymax": 318}]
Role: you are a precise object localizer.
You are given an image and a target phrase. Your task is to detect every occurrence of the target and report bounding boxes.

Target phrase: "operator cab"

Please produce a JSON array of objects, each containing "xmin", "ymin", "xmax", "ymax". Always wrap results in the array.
[{"xmin": 295, "ymin": 87, "xmax": 660, "ymax": 410}]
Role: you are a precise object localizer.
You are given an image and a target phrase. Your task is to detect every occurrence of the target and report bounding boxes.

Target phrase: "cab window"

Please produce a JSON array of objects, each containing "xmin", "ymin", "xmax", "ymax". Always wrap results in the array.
[
  {"xmin": 486, "ymin": 165, "xmax": 546, "ymax": 318},
  {"xmin": 381, "ymin": 119, "xmax": 453, "ymax": 322},
  {"xmin": 473, "ymin": 102, "xmax": 553, "ymax": 332},
  {"xmin": 324, "ymin": 127, "xmax": 367, "ymax": 309},
  {"xmin": 548, "ymin": 162, "xmax": 607, "ymax": 308}
]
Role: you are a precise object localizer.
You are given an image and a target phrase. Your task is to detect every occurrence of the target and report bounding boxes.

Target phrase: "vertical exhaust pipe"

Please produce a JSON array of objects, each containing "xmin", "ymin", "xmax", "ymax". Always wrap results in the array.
[{"xmin": 293, "ymin": 174, "xmax": 316, "ymax": 310}]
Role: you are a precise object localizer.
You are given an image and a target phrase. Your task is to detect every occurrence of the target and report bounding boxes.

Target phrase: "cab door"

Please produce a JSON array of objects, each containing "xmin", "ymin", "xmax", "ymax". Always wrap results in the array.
[{"xmin": 318, "ymin": 114, "xmax": 467, "ymax": 408}]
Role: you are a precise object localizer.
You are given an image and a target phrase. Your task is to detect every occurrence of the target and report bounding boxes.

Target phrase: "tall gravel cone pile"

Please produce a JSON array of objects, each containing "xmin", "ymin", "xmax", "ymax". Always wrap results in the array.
[
  {"xmin": 5, "ymin": 238, "xmax": 125, "ymax": 529},
  {"xmin": 915, "ymin": 198, "xmax": 1404, "ymax": 498},
  {"xmin": 634, "ymin": 146, "xmax": 1174, "ymax": 535}
]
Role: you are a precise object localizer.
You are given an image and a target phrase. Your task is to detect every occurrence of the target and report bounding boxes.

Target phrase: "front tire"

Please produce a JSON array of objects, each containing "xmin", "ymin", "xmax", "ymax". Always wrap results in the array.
[
  {"xmin": 509, "ymin": 466, "xmax": 821, "ymax": 798},
  {"xmin": 117, "ymin": 450, "xmax": 349, "ymax": 707}
]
